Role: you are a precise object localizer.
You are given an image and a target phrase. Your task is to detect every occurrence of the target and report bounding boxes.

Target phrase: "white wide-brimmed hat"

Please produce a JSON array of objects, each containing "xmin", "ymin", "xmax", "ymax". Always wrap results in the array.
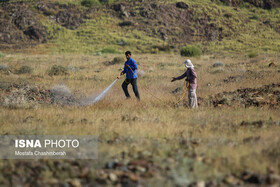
[{"xmin": 184, "ymin": 59, "xmax": 194, "ymax": 68}]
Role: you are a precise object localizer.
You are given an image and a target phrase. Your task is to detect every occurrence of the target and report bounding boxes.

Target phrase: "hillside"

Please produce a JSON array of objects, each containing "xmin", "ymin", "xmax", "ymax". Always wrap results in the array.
[{"xmin": 0, "ymin": 0, "xmax": 280, "ymax": 54}]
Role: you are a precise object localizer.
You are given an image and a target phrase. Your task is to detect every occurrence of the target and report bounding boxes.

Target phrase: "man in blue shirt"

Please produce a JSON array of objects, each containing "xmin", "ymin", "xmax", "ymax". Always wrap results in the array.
[{"xmin": 117, "ymin": 51, "xmax": 140, "ymax": 100}]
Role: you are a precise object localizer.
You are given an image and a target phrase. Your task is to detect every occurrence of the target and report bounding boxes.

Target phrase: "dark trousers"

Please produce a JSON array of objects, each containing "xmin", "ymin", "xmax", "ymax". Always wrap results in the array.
[{"xmin": 122, "ymin": 78, "xmax": 140, "ymax": 99}]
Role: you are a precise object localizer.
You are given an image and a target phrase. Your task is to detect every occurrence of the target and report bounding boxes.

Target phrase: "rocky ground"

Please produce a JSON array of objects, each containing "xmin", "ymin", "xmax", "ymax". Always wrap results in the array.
[
  {"xmin": 1, "ymin": 142, "xmax": 280, "ymax": 186},
  {"xmin": 0, "ymin": 1, "xmax": 85, "ymax": 50},
  {"xmin": 206, "ymin": 83, "xmax": 280, "ymax": 108}
]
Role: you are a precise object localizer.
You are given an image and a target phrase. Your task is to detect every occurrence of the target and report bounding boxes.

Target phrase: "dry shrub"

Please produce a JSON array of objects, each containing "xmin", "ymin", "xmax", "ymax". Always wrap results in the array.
[{"xmin": 48, "ymin": 65, "xmax": 68, "ymax": 76}]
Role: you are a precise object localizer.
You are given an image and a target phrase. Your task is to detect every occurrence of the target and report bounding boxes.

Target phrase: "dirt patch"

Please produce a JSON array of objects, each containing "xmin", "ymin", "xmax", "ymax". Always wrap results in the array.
[
  {"xmin": 0, "ymin": 2, "xmax": 47, "ymax": 49},
  {"xmin": 206, "ymin": 83, "xmax": 280, "ymax": 108}
]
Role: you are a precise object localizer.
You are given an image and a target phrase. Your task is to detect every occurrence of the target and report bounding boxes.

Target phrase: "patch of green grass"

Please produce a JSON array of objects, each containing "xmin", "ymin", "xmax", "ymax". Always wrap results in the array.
[
  {"xmin": 180, "ymin": 45, "xmax": 202, "ymax": 57},
  {"xmin": 80, "ymin": 0, "xmax": 120, "ymax": 7},
  {"xmin": 248, "ymin": 51, "xmax": 258, "ymax": 58},
  {"xmin": 42, "ymin": 15, "xmax": 163, "ymax": 54},
  {"xmin": 81, "ymin": 0, "xmax": 100, "ymax": 7},
  {"xmin": 0, "ymin": 51, "xmax": 5, "ymax": 58}
]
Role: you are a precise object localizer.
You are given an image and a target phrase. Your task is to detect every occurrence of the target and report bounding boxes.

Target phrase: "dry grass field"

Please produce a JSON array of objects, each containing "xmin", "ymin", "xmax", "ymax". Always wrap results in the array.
[{"xmin": 0, "ymin": 53, "xmax": 280, "ymax": 186}]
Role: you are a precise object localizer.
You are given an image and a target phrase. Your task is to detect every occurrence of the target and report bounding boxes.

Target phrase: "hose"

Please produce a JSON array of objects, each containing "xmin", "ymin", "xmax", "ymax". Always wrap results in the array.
[{"xmin": 124, "ymin": 64, "xmax": 188, "ymax": 106}]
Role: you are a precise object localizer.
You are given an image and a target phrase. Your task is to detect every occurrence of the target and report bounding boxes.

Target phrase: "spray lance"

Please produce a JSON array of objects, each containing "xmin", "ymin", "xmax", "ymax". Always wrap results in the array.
[
  {"xmin": 79, "ymin": 68, "xmax": 124, "ymax": 106},
  {"xmin": 86, "ymin": 67, "xmax": 130, "ymax": 105}
]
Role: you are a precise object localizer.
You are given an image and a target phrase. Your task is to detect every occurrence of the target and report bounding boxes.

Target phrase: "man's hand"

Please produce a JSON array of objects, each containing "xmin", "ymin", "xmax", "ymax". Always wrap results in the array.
[
  {"xmin": 171, "ymin": 77, "xmax": 177, "ymax": 82},
  {"xmin": 117, "ymin": 72, "xmax": 124, "ymax": 79}
]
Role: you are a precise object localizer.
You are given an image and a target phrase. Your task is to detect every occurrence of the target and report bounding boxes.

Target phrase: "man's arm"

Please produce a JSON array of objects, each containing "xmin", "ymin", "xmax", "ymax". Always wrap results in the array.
[
  {"xmin": 171, "ymin": 72, "xmax": 187, "ymax": 82},
  {"xmin": 121, "ymin": 63, "xmax": 127, "ymax": 75},
  {"xmin": 117, "ymin": 63, "xmax": 127, "ymax": 79},
  {"xmin": 176, "ymin": 72, "xmax": 187, "ymax": 80}
]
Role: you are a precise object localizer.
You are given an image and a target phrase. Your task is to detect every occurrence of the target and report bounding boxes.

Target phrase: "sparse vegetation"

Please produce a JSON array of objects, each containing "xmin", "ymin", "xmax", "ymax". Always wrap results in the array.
[
  {"xmin": 180, "ymin": 45, "xmax": 202, "ymax": 57},
  {"xmin": 100, "ymin": 47, "xmax": 119, "ymax": 54},
  {"xmin": 15, "ymin": 65, "xmax": 32, "ymax": 74}
]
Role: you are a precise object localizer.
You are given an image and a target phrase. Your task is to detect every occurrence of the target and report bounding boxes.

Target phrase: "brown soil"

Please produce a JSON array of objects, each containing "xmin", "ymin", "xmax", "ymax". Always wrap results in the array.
[{"xmin": 206, "ymin": 83, "xmax": 280, "ymax": 108}]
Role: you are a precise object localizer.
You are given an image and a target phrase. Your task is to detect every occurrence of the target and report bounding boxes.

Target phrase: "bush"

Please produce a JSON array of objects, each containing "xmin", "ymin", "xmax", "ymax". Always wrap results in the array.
[
  {"xmin": 224, "ymin": 13, "xmax": 233, "ymax": 18},
  {"xmin": 100, "ymin": 47, "xmax": 119, "ymax": 54},
  {"xmin": 213, "ymin": 62, "xmax": 224, "ymax": 67},
  {"xmin": 0, "ymin": 64, "xmax": 8, "ymax": 71},
  {"xmin": 0, "ymin": 64, "xmax": 10, "ymax": 74},
  {"xmin": 180, "ymin": 45, "xmax": 202, "ymax": 57},
  {"xmin": 16, "ymin": 66, "xmax": 32, "ymax": 74},
  {"xmin": 111, "ymin": 57, "xmax": 124, "ymax": 65},
  {"xmin": 48, "ymin": 65, "xmax": 68, "ymax": 76},
  {"xmin": 50, "ymin": 84, "xmax": 74, "ymax": 105},
  {"xmin": 0, "ymin": 51, "xmax": 5, "ymax": 58},
  {"xmin": 99, "ymin": 0, "xmax": 118, "ymax": 4},
  {"xmin": 81, "ymin": 0, "xmax": 116, "ymax": 7},
  {"xmin": 81, "ymin": 0, "xmax": 100, "ymax": 7},
  {"xmin": 119, "ymin": 21, "xmax": 134, "ymax": 27},
  {"xmin": 104, "ymin": 57, "xmax": 124, "ymax": 66},
  {"xmin": 43, "ymin": 8, "xmax": 58, "ymax": 16},
  {"xmin": 248, "ymin": 52, "xmax": 258, "ymax": 58},
  {"xmin": 249, "ymin": 15, "xmax": 258, "ymax": 20}
]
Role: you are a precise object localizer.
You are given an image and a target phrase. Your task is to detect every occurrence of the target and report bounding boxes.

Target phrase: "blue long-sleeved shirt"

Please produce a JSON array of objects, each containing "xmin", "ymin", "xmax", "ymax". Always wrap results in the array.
[{"xmin": 122, "ymin": 58, "xmax": 138, "ymax": 79}]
